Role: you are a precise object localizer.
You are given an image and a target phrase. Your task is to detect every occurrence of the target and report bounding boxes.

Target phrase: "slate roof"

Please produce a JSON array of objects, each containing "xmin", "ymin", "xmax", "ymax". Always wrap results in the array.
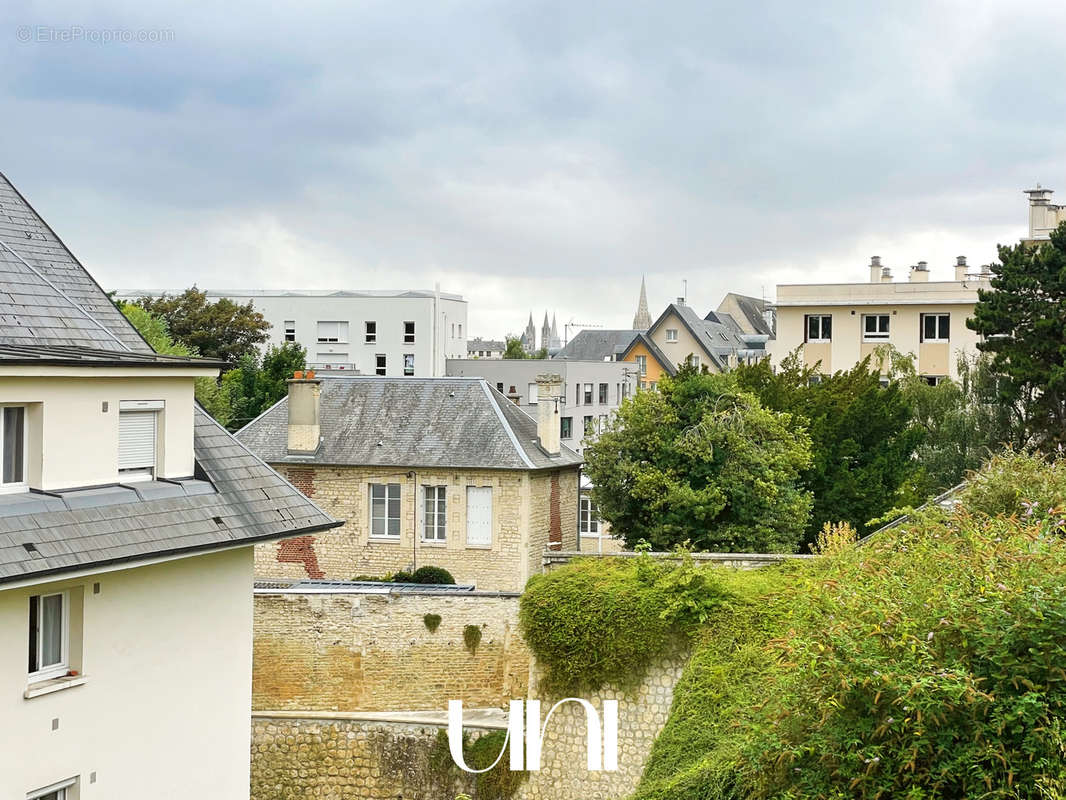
[
  {"xmin": 236, "ymin": 376, "xmax": 583, "ymax": 471},
  {"xmin": 553, "ymin": 329, "xmax": 638, "ymax": 361},
  {"xmin": 717, "ymin": 293, "xmax": 775, "ymax": 338},
  {"xmin": 650, "ymin": 304, "xmax": 751, "ymax": 371},
  {"xmin": 0, "ymin": 171, "xmax": 341, "ymax": 584}
]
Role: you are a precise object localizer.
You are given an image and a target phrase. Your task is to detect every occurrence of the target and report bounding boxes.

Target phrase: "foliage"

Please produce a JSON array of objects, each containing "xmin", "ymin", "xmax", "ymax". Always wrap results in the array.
[
  {"xmin": 428, "ymin": 730, "xmax": 526, "ymax": 800},
  {"xmin": 956, "ymin": 449, "xmax": 1066, "ymax": 520},
  {"xmin": 888, "ymin": 348, "xmax": 1029, "ymax": 498},
  {"xmin": 222, "ymin": 341, "xmax": 307, "ymax": 430},
  {"xmin": 632, "ymin": 453, "xmax": 1066, "ymax": 799},
  {"xmin": 423, "ymin": 613, "xmax": 442, "ymax": 633},
  {"xmin": 463, "ymin": 625, "xmax": 482, "ymax": 655},
  {"xmin": 734, "ymin": 353, "xmax": 923, "ymax": 545},
  {"xmin": 969, "ymin": 222, "xmax": 1066, "ymax": 452},
  {"xmin": 584, "ymin": 366, "xmax": 813, "ymax": 553},
  {"xmin": 129, "ymin": 286, "xmax": 270, "ymax": 364},
  {"xmin": 119, "ymin": 302, "xmax": 234, "ymax": 426},
  {"xmin": 502, "ymin": 336, "xmax": 547, "ymax": 359},
  {"xmin": 391, "ymin": 571, "xmax": 415, "ymax": 583},
  {"xmin": 412, "ymin": 565, "xmax": 457, "ymax": 585},
  {"xmin": 519, "ymin": 554, "xmax": 733, "ymax": 696}
]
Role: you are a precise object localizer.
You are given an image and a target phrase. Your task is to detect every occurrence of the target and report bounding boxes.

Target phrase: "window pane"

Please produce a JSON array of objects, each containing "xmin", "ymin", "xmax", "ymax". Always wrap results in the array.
[
  {"xmin": 806, "ymin": 316, "xmax": 817, "ymax": 341},
  {"xmin": 371, "ymin": 497, "xmax": 385, "ymax": 521},
  {"xmin": 3, "ymin": 406, "xmax": 25, "ymax": 484},
  {"xmin": 41, "ymin": 594, "xmax": 63, "ymax": 668},
  {"xmin": 387, "ymin": 517, "xmax": 400, "ymax": 536},
  {"xmin": 939, "ymin": 315, "xmax": 949, "ymax": 339},
  {"xmin": 923, "ymin": 315, "xmax": 936, "ymax": 340},
  {"xmin": 371, "ymin": 484, "xmax": 384, "ymax": 501},
  {"xmin": 821, "ymin": 316, "xmax": 831, "ymax": 340},
  {"xmin": 28, "ymin": 595, "xmax": 38, "ymax": 672}
]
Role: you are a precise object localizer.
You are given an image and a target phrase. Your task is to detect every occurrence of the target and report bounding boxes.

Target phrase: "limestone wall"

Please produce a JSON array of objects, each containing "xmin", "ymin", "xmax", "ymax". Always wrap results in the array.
[{"xmin": 253, "ymin": 589, "xmax": 530, "ymax": 713}]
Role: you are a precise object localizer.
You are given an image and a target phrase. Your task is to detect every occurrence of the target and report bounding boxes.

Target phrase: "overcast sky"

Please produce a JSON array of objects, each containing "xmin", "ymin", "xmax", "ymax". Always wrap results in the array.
[{"xmin": 2, "ymin": 1, "xmax": 1064, "ymax": 340}]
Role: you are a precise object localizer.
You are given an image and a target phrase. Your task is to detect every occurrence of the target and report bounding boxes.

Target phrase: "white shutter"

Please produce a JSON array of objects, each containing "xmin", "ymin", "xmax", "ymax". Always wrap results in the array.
[
  {"xmin": 119, "ymin": 411, "xmax": 157, "ymax": 471},
  {"xmin": 466, "ymin": 486, "xmax": 493, "ymax": 546}
]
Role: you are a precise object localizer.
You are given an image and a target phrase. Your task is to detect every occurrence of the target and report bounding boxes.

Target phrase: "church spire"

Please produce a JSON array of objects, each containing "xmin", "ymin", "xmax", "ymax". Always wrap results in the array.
[{"xmin": 632, "ymin": 276, "xmax": 652, "ymax": 330}]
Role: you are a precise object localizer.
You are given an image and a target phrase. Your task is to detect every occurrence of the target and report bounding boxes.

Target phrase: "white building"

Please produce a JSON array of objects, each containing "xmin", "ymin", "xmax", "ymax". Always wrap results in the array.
[
  {"xmin": 0, "ymin": 172, "xmax": 338, "ymax": 800},
  {"xmin": 120, "ymin": 289, "xmax": 468, "ymax": 378}
]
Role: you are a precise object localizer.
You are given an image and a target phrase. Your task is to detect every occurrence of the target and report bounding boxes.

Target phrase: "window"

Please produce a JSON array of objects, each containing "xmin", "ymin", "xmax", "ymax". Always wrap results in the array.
[
  {"xmin": 635, "ymin": 355, "xmax": 647, "ymax": 376},
  {"xmin": 423, "ymin": 486, "xmax": 446, "ymax": 541},
  {"xmin": 118, "ymin": 402, "xmax": 161, "ymax": 480},
  {"xmin": 1, "ymin": 405, "xmax": 26, "ymax": 490},
  {"xmin": 579, "ymin": 496, "xmax": 600, "ymax": 534},
  {"xmin": 688, "ymin": 354, "xmax": 701, "ymax": 369},
  {"xmin": 316, "ymin": 352, "xmax": 348, "ymax": 365},
  {"xmin": 862, "ymin": 314, "xmax": 890, "ymax": 340},
  {"xmin": 528, "ymin": 383, "xmax": 539, "ymax": 405},
  {"xmin": 575, "ymin": 384, "xmax": 581, "ymax": 405},
  {"xmin": 665, "ymin": 329, "xmax": 678, "ymax": 342},
  {"xmin": 451, "ymin": 323, "xmax": 456, "ymax": 338},
  {"xmin": 598, "ymin": 414, "xmax": 608, "ymax": 431},
  {"xmin": 805, "ymin": 314, "xmax": 832, "ymax": 342},
  {"xmin": 28, "ymin": 779, "xmax": 77, "ymax": 800},
  {"xmin": 583, "ymin": 384, "xmax": 593, "ymax": 404},
  {"xmin": 598, "ymin": 383, "xmax": 608, "ymax": 404},
  {"xmin": 376, "ymin": 354, "xmax": 387, "ymax": 375},
  {"xmin": 365, "ymin": 321, "xmax": 377, "ymax": 343},
  {"xmin": 283, "ymin": 320, "xmax": 296, "ymax": 342},
  {"xmin": 458, "ymin": 323, "xmax": 462, "ymax": 338},
  {"xmin": 370, "ymin": 483, "xmax": 401, "ymax": 537},
  {"xmin": 560, "ymin": 416, "xmax": 573, "ymax": 439},
  {"xmin": 922, "ymin": 375, "xmax": 945, "ymax": 386},
  {"xmin": 403, "ymin": 354, "xmax": 415, "ymax": 376},
  {"xmin": 317, "ymin": 321, "xmax": 348, "ymax": 343},
  {"xmin": 496, "ymin": 382, "xmax": 504, "ymax": 393},
  {"xmin": 466, "ymin": 486, "xmax": 492, "ymax": 547},
  {"xmin": 404, "ymin": 321, "xmax": 416, "ymax": 344},
  {"xmin": 29, "ymin": 591, "xmax": 67, "ymax": 681},
  {"xmin": 584, "ymin": 415, "xmax": 594, "ymax": 435},
  {"xmin": 921, "ymin": 313, "xmax": 950, "ymax": 342}
]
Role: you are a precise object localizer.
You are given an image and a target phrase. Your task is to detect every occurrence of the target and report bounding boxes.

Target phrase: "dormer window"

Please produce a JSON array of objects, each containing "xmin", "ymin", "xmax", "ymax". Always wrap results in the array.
[
  {"xmin": 1, "ymin": 405, "xmax": 26, "ymax": 492},
  {"xmin": 118, "ymin": 401, "xmax": 162, "ymax": 481}
]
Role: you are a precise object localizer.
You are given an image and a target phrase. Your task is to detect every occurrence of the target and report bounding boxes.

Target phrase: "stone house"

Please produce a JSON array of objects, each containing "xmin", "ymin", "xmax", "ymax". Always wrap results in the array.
[
  {"xmin": 236, "ymin": 373, "xmax": 583, "ymax": 591},
  {"xmin": 0, "ymin": 171, "xmax": 339, "ymax": 799}
]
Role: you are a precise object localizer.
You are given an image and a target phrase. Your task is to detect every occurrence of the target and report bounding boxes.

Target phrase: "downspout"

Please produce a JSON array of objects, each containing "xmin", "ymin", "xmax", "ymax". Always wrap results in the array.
[
  {"xmin": 410, "ymin": 470, "xmax": 418, "ymax": 571},
  {"xmin": 576, "ymin": 465, "xmax": 583, "ymax": 553}
]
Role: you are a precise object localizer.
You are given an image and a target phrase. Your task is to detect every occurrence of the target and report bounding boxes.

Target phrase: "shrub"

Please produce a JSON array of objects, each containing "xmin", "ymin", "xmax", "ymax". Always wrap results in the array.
[
  {"xmin": 463, "ymin": 625, "xmax": 482, "ymax": 655},
  {"xmin": 411, "ymin": 565, "xmax": 457, "ymax": 585},
  {"xmin": 519, "ymin": 554, "xmax": 733, "ymax": 696},
  {"xmin": 957, "ymin": 449, "xmax": 1066, "ymax": 519},
  {"xmin": 423, "ymin": 614, "xmax": 442, "ymax": 633},
  {"xmin": 391, "ymin": 571, "xmax": 414, "ymax": 583}
]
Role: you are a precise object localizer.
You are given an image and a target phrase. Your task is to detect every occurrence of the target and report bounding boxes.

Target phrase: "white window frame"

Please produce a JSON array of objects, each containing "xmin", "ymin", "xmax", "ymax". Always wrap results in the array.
[
  {"xmin": 316, "ymin": 320, "xmax": 349, "ymax": 344},
  {"xmin": 688, "ymin": 354, "xmax": 701, "ymax": 369},
  {"xmin": 920, "ymin": 313, "xmax": 950, "ymax": 343},
  {"xmin": 635, "ymin": 355, "xmax": 647, "ymax": 376},
  {"xmin": 583, "ymin": 383, "xmax": 593, "ymax": 404},
  {"xmin": 369, "ymin": 483, "xmax": 401, "ymax": 538},
  {"xmin": 365, "ymin": 321, "xmax": 377, "ymax": 343},
  {"xmin": 465, "ymin": 486, "xmax": 493, "ymax": 547},
  {"xmin": 579, "ymin": 496, "xmax": 600, "ymax": 534},
  {"xmin": 375, "ymin": 354, "xmax": 387, "ymax": 376},
  {"xmin": 527, "ymin": 383, "xmax": 539, "ymax": 405},
  {"xmin": 28, "ymin": 777, "xmax": 77, "ymax": 800},
  {"xmin": 28, "ymin": 590, "xmax": 69, "ymax": 683},
  {"xmin": 283, "ymin": 320, "xmax": 296, "ymax": 342},
  {"xmin": 403, "ymin": 354, "xmax": 415, "ymax": 376},
  {"xmin": 1, "ymin": 404, "xmax": 28, "ymax": 493},
  {"xmin": 665, "ymin": 329, "xmax": 678, "ymax": 342},
  {"xmin": 422, "ymin": 485, "xmax": 447, "ymax": 542},
  {"xmin": 805, "ymin": 314, "xmax": 832, "ymax": 343},
  {"xmin": 118, "ymin": 401, "xmax": 162, "ymax": 482},
  {"xmin": 560, "ymin": 416, "xmax": 573, "ymax": 439},
  {"xmin": 862, "ymin": 314, "xmax": 890, "ymax": 341},
  {"xmin": 403, "ymin": 321, "xmax": 416, "ymax": 344}
]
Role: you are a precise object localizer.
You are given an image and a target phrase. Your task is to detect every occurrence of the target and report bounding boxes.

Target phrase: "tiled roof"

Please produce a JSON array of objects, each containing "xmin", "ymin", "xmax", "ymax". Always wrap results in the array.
[
  {"xmin": 0, "ymin": 343, "xmax": 225, "ymax": 367},
  {"xmin": 553, "ymin": 329, "xmax": 637, "ymax": 361},
  {"xmin": 236, "ymin": 376, "xmax": 582, "ymax": 471},
  {"xmin": 0, "ymin": 410, "xmax": 340, "ymax": 585}
]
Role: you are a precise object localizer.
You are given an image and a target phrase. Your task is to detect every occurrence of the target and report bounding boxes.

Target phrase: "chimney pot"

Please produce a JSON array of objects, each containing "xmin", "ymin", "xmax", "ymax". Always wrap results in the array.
[
  {"xmin": 287, "ymin": 377, "xmax": 322, "ymax": 454},
  {"xmin": 535, "ymin": 374, "xmax": 563, "ymax": 456},
  {"xmin": 954, "ymin": 255, "xmax": 968, "ymax": 281}
]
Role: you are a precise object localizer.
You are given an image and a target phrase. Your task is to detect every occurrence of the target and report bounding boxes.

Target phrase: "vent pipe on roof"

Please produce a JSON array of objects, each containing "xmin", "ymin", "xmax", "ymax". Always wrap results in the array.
[
  {"xmin": 955, "ymin": 255, "xmax": 968, "ymax": 282},
  {"xmin": 909, "ymin": 262, "xmax": 930, "ymax": 283},
  {"xmin": 869, "ymin": 256, "xmax": 882, "ymax": 283},
  {"xmin": 535, "ymin": 374, "xmax": 563, "ymax": 456},
  {"xmin": 287, "ymin": 373, "xmax": 322, "ymax": 454}
]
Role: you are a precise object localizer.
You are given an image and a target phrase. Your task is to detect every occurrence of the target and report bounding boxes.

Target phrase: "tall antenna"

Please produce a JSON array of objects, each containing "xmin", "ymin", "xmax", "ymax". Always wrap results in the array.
[{"xmin": 563, "ymin": 319, "xmax": 602, "ymax": 347}]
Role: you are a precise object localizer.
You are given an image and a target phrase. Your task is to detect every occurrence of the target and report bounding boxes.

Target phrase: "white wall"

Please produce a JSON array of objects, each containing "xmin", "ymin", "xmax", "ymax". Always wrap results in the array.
[
  {"xmin": 0, "ymin": 372, "xmax": 203, "ymax": 490},
  {"xmin": 215, "ymin": 293, "xmax": 468, "ymax": 378},
  {"xmin": 0, "ymin": 547, "xmax": 255, "ymax": 800}
]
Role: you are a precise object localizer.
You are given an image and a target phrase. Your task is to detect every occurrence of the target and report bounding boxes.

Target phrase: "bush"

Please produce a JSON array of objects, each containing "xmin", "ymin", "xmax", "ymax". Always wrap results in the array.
[
  {"xmin": 957, "ymin": 449, "xmax": 1066, "ymax": 520},
  {"xmin": 411, "ymin": 565, "xmax": 456, "ymax": 585},
  {"xmin": 390, "ymin": 571, "xmax": 414, "ymax": 583},
  {"xmin": 519, "ymin": 554, "xmax": 733, "ymax": 696}
]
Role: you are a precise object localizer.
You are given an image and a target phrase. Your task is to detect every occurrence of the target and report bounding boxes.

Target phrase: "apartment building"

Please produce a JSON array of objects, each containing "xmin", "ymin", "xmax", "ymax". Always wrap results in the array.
[
  {"xmin": 1023, "ymin": 185, "xmax": 1066, "ymax": 245},
  {"xmin": 769, "ymin": 257, "xmax": 991, "ymax": 382},
  {"xmin": 120, "ymin": 288, "xmax": 468, "ymax": 377},
  {"xmin": 0, "ymin": 172, "xmax": 338, "ymax": 799},
  {"xmin": 467, "ymin": 337, "xmax": 506, "ymax": 359},
  {"xmin": 236, "ymin": 374, "xmax": 582, "ymax": 592}
]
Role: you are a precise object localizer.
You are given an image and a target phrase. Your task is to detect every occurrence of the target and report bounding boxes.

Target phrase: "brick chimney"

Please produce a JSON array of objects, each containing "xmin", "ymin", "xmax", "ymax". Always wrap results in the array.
[
  {"xmin": 535, "ymin": 373, "xmax": 563, "ymax": 455},
  {"xmin": 909, "ymin": 262, "xmax": 930, "ymax": 283},
  {"xmin": 954, "ymin": 255, "xmax": 968, "ymax": 282},
  {"xmin": 287, "ymin": 373, "xmax": 322, "ymax": 454},
  {"xmin": 869, "ymin": 256, "xmax": 882, "ymax": 283}
]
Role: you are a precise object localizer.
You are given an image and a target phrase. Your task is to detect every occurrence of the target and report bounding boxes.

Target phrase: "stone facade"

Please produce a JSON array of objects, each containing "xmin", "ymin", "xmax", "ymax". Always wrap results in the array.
[
  {"xmin": 254, "ymin": 464, "xmax": 579, "ymax": 592},
  {"xmin": 253, "ymin": 590, "xmax": 530, "ymax": 713},
  {"xmin": 250, "ymin": 657, "xmax": 685, "ymax": 800}
]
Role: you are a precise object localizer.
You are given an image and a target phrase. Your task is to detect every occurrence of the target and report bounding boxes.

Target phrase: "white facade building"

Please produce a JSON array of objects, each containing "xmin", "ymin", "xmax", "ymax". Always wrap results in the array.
[{"xmin": 120, "ymin": 289, "xmax": 468, "ymax": 378}]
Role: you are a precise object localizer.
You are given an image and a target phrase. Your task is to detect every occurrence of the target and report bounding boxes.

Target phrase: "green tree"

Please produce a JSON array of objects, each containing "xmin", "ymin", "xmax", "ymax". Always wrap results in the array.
[
  {"xmin": 502, "ymin": 336, "xmax": 548, "ymax": 359},
  {"xmin": 223, "ymin": 342, "xmax": 307, "ymax": 430},
  {"xmin": 967, "ymin": 224, "xmax": 1066, "ymax": 451},
  {"xmin": 734, "ymin": 353, "xmax": 924, "ymax": 544},
  {"xmin": 129, "ymin": 287, "xmax": 270, "ymax": 365},
  {"xmin": 584, "ymin": 365, "xmax": 813, "ymax": 553},
  {"xmin": 118, "ymin": 303, "xmax": 233, "ymax": 426}
]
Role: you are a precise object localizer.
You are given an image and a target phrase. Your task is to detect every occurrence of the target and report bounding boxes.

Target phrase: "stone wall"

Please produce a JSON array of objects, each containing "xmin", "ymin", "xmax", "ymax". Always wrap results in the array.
[
  {"xmin": 255, "ymin": 464, "xmax": 581, "ymax": 593},
  {"xmin": 250, "ymin": 657, "xmax": 685, "ymax": 800},
  {"xmin": 254, "ymin": 589, "xmax": 530, "ymax": 713}
]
